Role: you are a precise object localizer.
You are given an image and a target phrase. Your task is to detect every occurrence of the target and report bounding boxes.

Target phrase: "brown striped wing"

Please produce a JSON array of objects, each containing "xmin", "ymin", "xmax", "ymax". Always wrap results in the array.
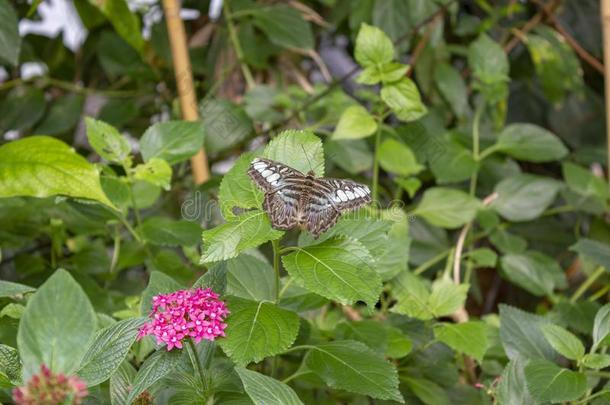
[{"xmin": 305, "ymin": 178, "xmax": 372, "ymax": 238}]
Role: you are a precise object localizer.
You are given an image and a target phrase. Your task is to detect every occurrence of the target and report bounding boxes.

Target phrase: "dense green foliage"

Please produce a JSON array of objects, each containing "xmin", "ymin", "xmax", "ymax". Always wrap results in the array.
[{"xmin": 0, "ymin": 0, "xmax": 609, "ymax": 404}]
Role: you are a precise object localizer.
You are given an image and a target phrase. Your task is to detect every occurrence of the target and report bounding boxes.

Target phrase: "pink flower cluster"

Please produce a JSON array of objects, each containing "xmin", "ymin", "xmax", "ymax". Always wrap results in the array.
[
  {"xmin": 138, "ymin": 288, "xmax": 229, "ymax": 350},
  {"xmin": 13, "ymin": 364, "xmax": 88, "ymax": 405}
]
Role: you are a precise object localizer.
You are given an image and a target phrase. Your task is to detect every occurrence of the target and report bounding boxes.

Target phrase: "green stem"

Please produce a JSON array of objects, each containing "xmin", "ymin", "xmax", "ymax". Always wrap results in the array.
[
  {"xmin": 570, "ymin": 266, "xmax": 606, "ymax": 303},
  {"xmin": 282, "ymin": 370, "xmax": 312, "ymax": 384},
  {"xmin": 272, "ymin": 239, "xmax": 281, "ymax": 302},
  {"xmin": 576, "ymin": 389, "xmax": 610, "ymax": 405},
  {"xmin": 109, "ymin": 224, "xmax": 121, "ymax": 274},
  {"xmin": 372, "ymin": 122, "xmax": 383, "ymax": 202},
  {"xmin": 589, "ymin": 284, "xmax": 610, "ymax": 302},
  {"xmin": 469, "ymin": 100, "xmax": 484, "ymax": 196},
  {"xmin": 586, "ymin": 371, "xmax": 610, "ymax": 379},
  {"xmin": 278, "ymin": 277, "xmax": 294, "ymax": 299},
  {"xmin": 541, "ymin": 205, "xmax": 576, "ymax": 217},
  {"xmin": 224, "ymin": 1, "xmax": 255, "ymax": 90},
  {"xmin": 186, "ymin": 339, "xmax": 205, "ymax": 383},
  {"xmin": 413, "ymin": 249, "xmax": 451, "ymax": 275}
]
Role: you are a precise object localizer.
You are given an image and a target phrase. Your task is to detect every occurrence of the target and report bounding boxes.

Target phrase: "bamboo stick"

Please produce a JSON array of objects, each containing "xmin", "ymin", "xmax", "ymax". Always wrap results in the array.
[
  {"xmin": 603, "ymin": 0, "xmax": 610, "ymax": 183},
  {"xmin": 162, "ymin": 0, "xmax": 210, "ymax": 184}
]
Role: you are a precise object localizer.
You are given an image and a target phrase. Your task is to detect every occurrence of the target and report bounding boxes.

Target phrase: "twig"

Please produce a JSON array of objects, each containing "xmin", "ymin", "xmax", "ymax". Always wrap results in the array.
[
  {"xmin": 162, "ymin": 0, "xmax": 210, "ymax": 185},
  {"xmin": 503, "ymin": 0, "xmax": 561, "ymax": 53}
]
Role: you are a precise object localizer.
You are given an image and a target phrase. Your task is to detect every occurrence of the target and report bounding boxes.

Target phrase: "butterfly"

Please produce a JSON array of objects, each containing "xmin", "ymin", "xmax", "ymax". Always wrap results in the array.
[{"xmin": 247, "ymin": 157, "xmax": 372, "ymax": 238}]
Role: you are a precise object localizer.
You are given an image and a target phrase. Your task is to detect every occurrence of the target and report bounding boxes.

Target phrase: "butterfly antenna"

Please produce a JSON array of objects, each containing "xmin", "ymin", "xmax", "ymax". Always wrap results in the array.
[{"xmin": 301, "ymin": 145, "xmax": 315, "ymax": 174}]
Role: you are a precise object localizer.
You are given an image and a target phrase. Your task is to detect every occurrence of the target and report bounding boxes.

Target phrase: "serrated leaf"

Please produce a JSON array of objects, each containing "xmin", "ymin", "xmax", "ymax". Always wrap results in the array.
[
  {"xmin": 500, "ymin": 251, "xmax": 564, "ymax": 296},
  {"xmin": 89, "ymin": 0, "xmax": 144, "ymax": 54},
  {"xmin": 354, "ymin": 23, "xmax": 394, "ymax": 67},
  {"xmin": 282, "ymin": 237, "xmax": 382, "ymax": 307},
  {"xmin": 200, "ymin": 210, "xmax": 284, "ymax": 263},
  {"xmin": 581, "ymin": 353, "xmax": 610, "ymax": 370},
  {"xmin": 226, "ymin": 254, "xmax": 275, "ymax": 302},
  {"xmin": 304, "ymin": 340, "xmax": 403, "ymax": 402},
  {"xmin": 18, "ymin": 269, "xmax": 97, "ymax": 380},
  {"xmin": 0, "ymin": 280, "xmax": 35, "ymax": 298},
  {"xmin": 540, "ymin": 324, "xmax": 584, "ymax": 361},
  {"xmin": 0, "ymin": 136, "xmax": 114, "ymax": 208},
  {"xmin": 140, "ymin": 271, "xmax": 183, "ymax": 316},
  {"xmin": 264, "ymin": 130, "xmax": 324, "ymax": 176},
  {"xmin": 390, "ymin": 271, "xmax": 433, "ymax": 320},
  {"xmin": 593, "ymin": 303, "xmax": 610, "ymax": 351},
  {"xmin": 434, "ymin": 321, "xmax": 489, "ymax": 362},
  {"xmin": 219, "ymin": 297, "xmax": 299, "ymax": 365},
  {"xmin": 524, "ymin": 359, "xmax": 587, "ymax": 403},
  {"xmin": 381, "ymin": 78, "xmax": 427, "ymax": 122},
  {"xmin": 140, "ymin": 121, "xmax": 204, "ymax": 165},
  {"xmin": 333, "ymin": 105, "xmax": 378, "ymax": 140},
  {"xmin": 133, "ymin": 158, "xmax": 172, "ymax": 191},
  {"xmin": 235, "ymin": 367, "xmax": 304, "ymax": 405},
  {"xmin": 495, "ymin": 123, "xmax": 568, "ymax": 162},
  {"xmin": 402, "ymin": 376, "xmax": 450, "ymax": 405},
  {"xmin": 0, "ymin": 0, "xmax": 20, "ymax": 66},
  {"xmin": 468, "ymin": 34, "xmax": 509, "ymax": 102},
  {"xmin": 78, "ymin": 317, "xmax": 146, "ymax": 386},
  {"xmin": 192, "ymin": 263, "xmax": 228, "ymax": 296},
  {"xmin": 378, "ymin": 138, "xmax": 423, "ymax": 176},
  {"xmin": 434, "ymin": 63, "xmax": 469, "ymax": 117},
  {"xmin": 85, "ymin": 117, "xmax": 131, "ymax": 164},
  {"xmin": 218, "ymin": 152, "xmax": 263, "ymax": 219},
  {"xmin": 496, "ymin": 359, "xmax": 534, "ymax": 405},
  {"xmin": 251, "ymin": 4, "xmax": 313, "ymax": 50},
  {"xmin": 414, "ymin": 187, "xmax": 481, "ymax": 229},
  {"xmin": 126, "ymin": 349, "xmax": 183, "ymax": 404},
  {"xmin": 499, "ymin": 304, "xmax": 556, "ymax": 361},
  {"xmin": 109, "ymin": 360, "xmax": 136, "ymax": 405},
  {"xmin": 0, "ymin": 344, "xmax": 21, "ymax": 386},
  {"xmin": 140, "ymin": 217, "xmax": 202, "ymax": 247},
  {"xmin": 428, "ymin": 279, "xmax": 469, "ymax": 317},
  {"xmin": 492, "ymin": 174, "xmax": 561, "ymax": 222}
]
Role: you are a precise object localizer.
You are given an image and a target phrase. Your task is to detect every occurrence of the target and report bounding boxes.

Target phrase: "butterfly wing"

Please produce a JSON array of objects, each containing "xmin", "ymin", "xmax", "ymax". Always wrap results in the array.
[
  {"xmin": 305, "ymin": 178, "xmax": 372, "ymax": 238},
  {"xmin": 248, "ymin": 157, "xmax": 303, "ymax": 230}
]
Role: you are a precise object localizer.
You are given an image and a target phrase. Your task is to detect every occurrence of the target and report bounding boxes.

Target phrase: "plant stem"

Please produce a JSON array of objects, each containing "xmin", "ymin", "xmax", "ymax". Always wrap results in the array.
[
  {"xmin": 413, "ymin": 249, "xmax": 451, "ymax": 275},
  {"xmin": 372, "ymin": 121, "xmax": 383, "ymax": 202},
  {"xmin": 570, "ymin": 266, "xmax": 606, "ymax": 303},
  {"xmin": 272, "ymin": 239, "xmax": 281, "ymax": 302},
  {"xmin": 542, "ymin": 205, "xmax": 576, "ymax": 217},
  {"xmin": 576, "ymin": 389, "xmax": 610, "ymax": 405},
  {"xmin": 282, "ymin": 370, "xmax": 312, "ymax": 384},
  {"xmin": 109, "ymin": 224, "xmax": 121, "ymax": 274},
  {"xmin": 589, "ymin": 284, "xmax": 610, "ymax": 301},
  {"xmin": 278, "ymin": 277, "xmax": 294, "ymax": 299},
  {"xmin": 224, "ymin": 1, "xmax": 255, "ymax": 90},
  {"xmin": 469, "ymin": 100, "xmax": 484, "ymax": 196},
  {"xmin": 186, "ymin": 339, "xmax": 205, "ymax": 383}
]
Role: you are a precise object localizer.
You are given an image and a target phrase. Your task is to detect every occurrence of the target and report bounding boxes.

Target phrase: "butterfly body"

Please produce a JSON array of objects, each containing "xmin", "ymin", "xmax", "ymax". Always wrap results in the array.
[{"xmin": 248, "ymin": 157, "xmax": 372, "ymax": 238}]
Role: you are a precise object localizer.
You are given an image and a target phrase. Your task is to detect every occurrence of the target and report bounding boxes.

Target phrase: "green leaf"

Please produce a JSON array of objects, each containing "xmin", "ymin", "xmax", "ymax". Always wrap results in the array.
[
  {"xmin": 326, "ymin": 139, "xmax": 373, "ymax": 174},
  {"xmin": 386, "ymin": 326, "xmax": 413, "ymax": 358},
  {"xmin": 0, "ymin": 0, "xmax": 20, "ymax": 66},
  {"xmin": 140, "ymin": 271, "xmax": 183, "ymax": 316},
  {"xmin": 468, "ymin": 248, "xmax": 497, "ymax": 268},
  {"xmin": 524, "ymin": 359, "xmax": 587, "ymax": 403},
  {"xmin": 251, "ymin": 4, "xmax": 314, "ymax": 50},
  {"xmin": 226, "ymin": 254, "xmax": 275, "ymax": 302},
  {"xmin": 335, "ymin": 320, "xmax": 390, "ymax": 354},
  {"xmin": 434, "ymin": 321, "xmax": 489, "ymax": 362},
  {"xmin": 0, "ymin": 344, "xmax": 21, "ymax": 387},
  {"xmin": 304, "ymin": 340, "xmax": 403, "ymax": 402},
  {"xmin": 357, "ymin": 63, "xmax": 409, "ymax": 85},
  {"xmin": 563, "ymin": 162, "xmax": 608, "ymax": 202},
  {"xmin": 88, "ymin": 0, "xmax": 144, "ymax": 53},
  {"xmin": 494, "ymin": 124, "xmax": 568, "ymax": 162},
  {"xmin": 281, "ymin": 237, "xmax": 382, "ymax": 307},
  {"xmin": 499, "ymin": 304, "xmax": 556, "ymax": 361},
  {"xmin": 371, "ymin": 0, "xmax": 411, "ymax": 52},
  {"xmin": 140, "ymin": 217, "xmax": 202, "ymax": 247},
  {"xmin": 264, "ymin": 130, "xmax": 324, "ymax": 176},
  {"xmin": 17, "ymin": 269, "xmax": 97, "ymax": 380},
  {"xmin": 491, "ymin": 174, "xmax": 561, "ymax": 221},
  {"xmin": 200, "ymin": 210, "xmax": 284, "ymax": 263},
  {"xmin": 218, "ymin": 152, "xmax": 263, "ymax": 219},
  {"xmin": 126, "ymin": 350, "xmax": 183, "ymax": 404},
  {"xmin": 0, "ymin": 280, "xmax": 35, "ymax": 298},
  {"xmin": 133, "ymin": 158, "xmax": 172, "ymax": 191},
  {"xmin": 581, "ymin": 353, "xmax": 610, "ymax": 370},
  {"xmin": 278, "ymin": 281, "xmax": 328, "ymax": 312},
  {"xmin": 468, "ymin": 34, "xmax": 509, "ymax": 102},
  {"xmin": 593, "ymin": 303, "xmax": 610, "ymax": 351},
  {"xmin": 428, "ymin": 136, "xmax": 478, "ymax": 184},
  {"xmin": 570, "ymin": 239, "xmax": 610, "ymax": 270},
  {"xmin": 140, "ymin": 121, "xmax": 204, "ymax": 165},
  {"xmin": 390, "ymin": 271, "xmax": 433, "ymax": 320},
  {"xmin": 85, "ymin": 117, "xmax": 131, "ymax": 164},
  {"xmin": 200, "ymin": 99, "xmax": 253, "ymax": 155},
  {"xmin": 378, "ymin": 138, "xmax": 423, "ymax": 176},
  {"xmin": 428, "ymin": 279, "xmax": 469, "ymax": 317},
  {"xmin": 0, "ymin": 87, "xmax": 46, "ymax": 133},
  {"xmin": 434, "ymin": 63, "xmax": 469, "ymax": 117},
  {"xmin": 395, "ymin": 177, "xmax": 421, "ymax": 197},
  {"xmin": 402, "ymin": 376, "xmax": 450, "ymax": 405},
  {"xmin": 0, "ymin": 136, "xmax": 114, "ymax": 208},
  {"xmin": 219, "ymin": 296, "xmax": 299, "ymax": 366},
  {"xmin": 354, "ymin": 23, "xmax": 394, "ymax": 67},
  {"xmin": 332, "ymin": 105, "xmax": 378, "ymax": 140},
  {"xmin": 500, "ymin": 251, "xmax": 564, "ymax": 296},
  {"xmin": 109, "ymin": 360, "xmax": 136, "ymax": 405},
  {"xmin": 414, "ymin": 187, "xmax": 481, "ymax": 229},
  {"xmin": 525, "ymin": 26, "xmax": 583, "ymax": 104},
  {"xmin": 235, "ymin": 367, "xmax": 304, "ymax": 405},
  {"xmin": 35, "ymin": 94, "xmax": 84, "ymax": 135},
  {"xmin": 497, "ymin": 359, "xmax": 534, "ymax": 405},
  {"xmin": 381, "ymin": 78, "xmax": 427, "ymax": 122},
  {"xmin": 192, "ymin": 263, "xmax": 227, "ymax": 295},
  {"xmin": 541, "ymin": 324, "xmax": 585, "ymax": 361},
  {"xmin": 77, "ymin": 317, "xmax": 146, "ymax": 386}
]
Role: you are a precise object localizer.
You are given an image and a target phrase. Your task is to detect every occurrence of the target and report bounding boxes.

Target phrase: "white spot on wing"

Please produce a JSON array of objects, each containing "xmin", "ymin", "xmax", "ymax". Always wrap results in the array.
[
  {"xmin": 337, "ymin": 190, "xmax": 348, "ymax": 202},
  {"xmin": 345, "ymin": 190, "xmax": 355, "ymax": 200},
  {"xmin": 261, "ymin": 169, "xmax": 272, "ymax": 177},
  {"xmin": 267, "ymin": 173, "xmax": 280, "ymax": 182}
]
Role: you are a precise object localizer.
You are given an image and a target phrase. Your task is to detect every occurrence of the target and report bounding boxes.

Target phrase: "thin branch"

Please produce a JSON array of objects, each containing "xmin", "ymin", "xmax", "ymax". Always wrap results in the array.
[{"xmin": 503, "ymin": 0, "xmax": 561, "ymax": 53}]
